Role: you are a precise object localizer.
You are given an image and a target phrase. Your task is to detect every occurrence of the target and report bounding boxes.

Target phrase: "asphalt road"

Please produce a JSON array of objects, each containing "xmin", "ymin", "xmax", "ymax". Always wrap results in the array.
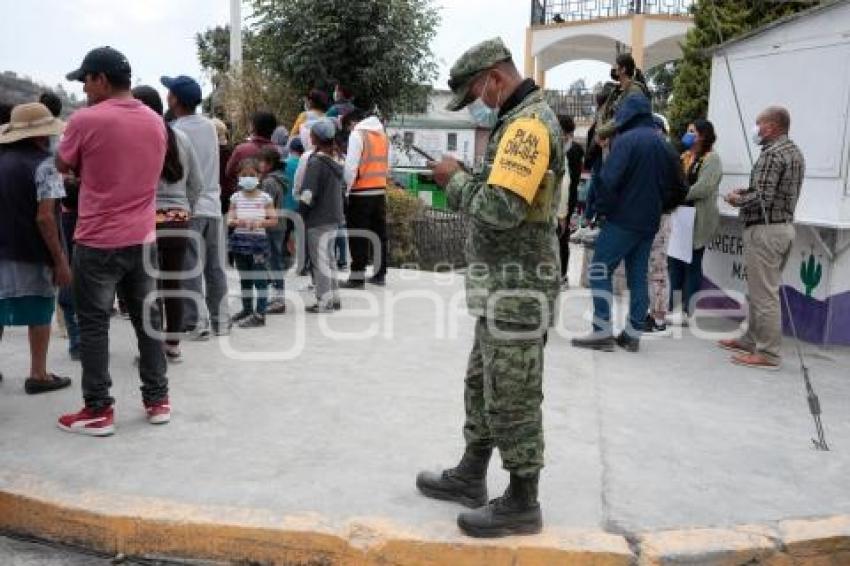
[{"xmin": 0, "ymin": 535, "xmax": 223, "ymax": 566}]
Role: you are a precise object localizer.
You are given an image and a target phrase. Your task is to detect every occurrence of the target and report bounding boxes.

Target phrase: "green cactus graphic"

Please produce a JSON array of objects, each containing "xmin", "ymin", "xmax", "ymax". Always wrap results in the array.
[{"xmin": 800, "ymin": 253, "xmax": 822, "ymax": 297}]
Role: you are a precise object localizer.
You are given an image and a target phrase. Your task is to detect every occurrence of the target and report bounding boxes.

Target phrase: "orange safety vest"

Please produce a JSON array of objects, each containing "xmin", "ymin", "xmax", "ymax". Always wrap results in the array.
[{"xmin": 353, "ymin": 130, "xmax": 389, "ymax": 190}]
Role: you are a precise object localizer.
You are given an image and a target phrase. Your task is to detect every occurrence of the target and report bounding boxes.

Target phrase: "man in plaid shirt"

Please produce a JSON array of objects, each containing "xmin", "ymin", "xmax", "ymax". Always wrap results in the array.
[{"xmin": 720, "ymin": 106, "xmax": 804, "ymax": 371}]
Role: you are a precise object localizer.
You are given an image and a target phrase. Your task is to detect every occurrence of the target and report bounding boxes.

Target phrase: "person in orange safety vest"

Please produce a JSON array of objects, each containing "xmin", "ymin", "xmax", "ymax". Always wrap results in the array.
[{"xmin": 341, "ymin": 109, "xmax": 389, "ymax": 288}]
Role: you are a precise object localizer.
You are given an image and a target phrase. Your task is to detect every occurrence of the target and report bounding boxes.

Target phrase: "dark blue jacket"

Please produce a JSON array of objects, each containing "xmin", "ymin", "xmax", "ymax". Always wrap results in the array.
[{"xmin": 594, "ymin": 94, "xmax": 681, "ymax": 234}]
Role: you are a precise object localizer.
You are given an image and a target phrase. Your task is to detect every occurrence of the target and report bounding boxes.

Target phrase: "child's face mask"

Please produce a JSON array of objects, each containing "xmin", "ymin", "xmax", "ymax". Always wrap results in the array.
[{"xmin": 238, "ymin": 176, "xmax": 259, "ymax": 191}]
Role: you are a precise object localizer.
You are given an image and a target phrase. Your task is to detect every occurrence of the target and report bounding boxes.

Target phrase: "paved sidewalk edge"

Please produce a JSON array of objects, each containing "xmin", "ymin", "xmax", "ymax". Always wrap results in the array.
[
  {"xmin": 0, "ymin": 488, "xmax": 633, "ymax": 565},
  {"xmin": 2, "ymin": 483, "xmax": 849, "ymax": 565}
]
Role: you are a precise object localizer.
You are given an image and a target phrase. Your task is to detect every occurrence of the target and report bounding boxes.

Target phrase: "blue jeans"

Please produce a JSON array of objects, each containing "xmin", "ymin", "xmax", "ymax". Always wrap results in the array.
[
  {"xmin": 182, "ymin": 216, "xmax": 230, "ymax": 331},
  {"xmin": 583, "ymin": 176, "xmax": 597, "ymax": 221},
  {"xmin": 234, "ymin": 253, "xmax": 269, "ymax": 314},
  {"xmin": 266, "ymin": 229, "xmax": 286, "ymax": 292},
  {"xmin": 668, "ymin": 247, "xmax": 706, "ymax": 315},
  {"xmin": 589, "ymin": 222, "xmax": 654, "ymax": 336}
]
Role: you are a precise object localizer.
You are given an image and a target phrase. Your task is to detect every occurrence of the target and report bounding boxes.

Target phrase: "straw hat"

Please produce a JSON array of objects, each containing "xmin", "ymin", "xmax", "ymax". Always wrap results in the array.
[{"xmin": 0, "ymin": 103, "xmax": 65, "ymax": 144}]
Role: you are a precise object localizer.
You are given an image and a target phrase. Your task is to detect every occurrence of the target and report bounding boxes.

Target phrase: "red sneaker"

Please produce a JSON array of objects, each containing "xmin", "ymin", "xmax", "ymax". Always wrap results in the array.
[
  {"xmin": 144, "ymin": 398, "xmax": 171, "ymax": 425},
  {"xmin": 58, "ymin": 406, "xmax": 115, "ymax": 437},
  {"xmin": 732, "ymin": 353, "xmax": 780, "ymax": 371}
]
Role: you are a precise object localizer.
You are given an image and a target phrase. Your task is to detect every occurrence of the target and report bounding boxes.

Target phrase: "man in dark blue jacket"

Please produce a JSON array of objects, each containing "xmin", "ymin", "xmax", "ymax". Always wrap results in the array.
[{"xmin": 572, "ymin": 93, "xmax": 681, "ymax": 352}]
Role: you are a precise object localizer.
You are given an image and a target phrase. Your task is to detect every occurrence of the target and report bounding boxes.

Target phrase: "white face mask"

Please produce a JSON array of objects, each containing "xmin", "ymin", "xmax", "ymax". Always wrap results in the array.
[
  {"xmin": 751, "ymin": 124, "xmax": 764, "ymax": 146},
  {"xmin": 564, "ymin": 136, "xmax": 573, "ymax": 152},
  {"xmin": 238, "ymin": 176, "xmax": 259, "ymax": 191},
  {"xmin": 467, "ymin": 75, "xmax": 498, "ymax": 129}
]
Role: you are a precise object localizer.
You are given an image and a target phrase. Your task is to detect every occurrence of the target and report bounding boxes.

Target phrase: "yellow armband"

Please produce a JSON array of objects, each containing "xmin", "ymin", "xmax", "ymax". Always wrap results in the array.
[{"xmin": 486, "ymin": 117, "xmax": 550, "ymax": 204}]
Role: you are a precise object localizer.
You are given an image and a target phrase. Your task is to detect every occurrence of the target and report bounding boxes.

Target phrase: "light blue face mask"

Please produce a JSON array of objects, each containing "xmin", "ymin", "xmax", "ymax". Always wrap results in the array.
[
  {"xmin": 681, "ymin": 132, "xmax": 697, "ymax": 150},
  {"xmin": 467, "ymin": 75, "xmax": 498, "ymax": 129},
  {"xmin": 238, "ymin": 176, "xmax": 259, "ymax": 191}
]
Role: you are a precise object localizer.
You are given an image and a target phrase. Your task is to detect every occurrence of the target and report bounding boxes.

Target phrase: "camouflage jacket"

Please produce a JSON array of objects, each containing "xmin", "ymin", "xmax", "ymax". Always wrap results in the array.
[
  {"xmin": 445, "ymin": 87, "xmax": 565, "ymax": 327},
  {"xmin": 595, "ymin": 80, "xmax": 650, "ymax": 139}
]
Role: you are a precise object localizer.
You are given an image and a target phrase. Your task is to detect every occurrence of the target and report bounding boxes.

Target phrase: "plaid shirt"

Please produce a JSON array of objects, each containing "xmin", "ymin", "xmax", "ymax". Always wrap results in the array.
[{"xmin": 739, "ymin": 135, "xmax": 805, "ymax": 226}]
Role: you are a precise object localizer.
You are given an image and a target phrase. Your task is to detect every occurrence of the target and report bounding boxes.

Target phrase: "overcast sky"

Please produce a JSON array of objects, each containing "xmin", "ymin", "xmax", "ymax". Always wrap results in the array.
[{"xmin": 0, "ymin": 0, "xmax": 609, "ymax": 101}]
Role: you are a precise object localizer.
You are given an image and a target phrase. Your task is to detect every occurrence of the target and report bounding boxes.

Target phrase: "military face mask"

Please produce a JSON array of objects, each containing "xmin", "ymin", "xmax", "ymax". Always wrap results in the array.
[{"xmin": 467, "ymin": 73, "xmax": 498, "ymax": 129}]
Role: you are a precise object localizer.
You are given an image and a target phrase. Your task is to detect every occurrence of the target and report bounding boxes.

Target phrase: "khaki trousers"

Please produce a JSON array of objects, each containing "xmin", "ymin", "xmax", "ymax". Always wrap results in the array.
[{"xmin": 741, "ymin": 223, "xmax": 795, "ymax": 363}]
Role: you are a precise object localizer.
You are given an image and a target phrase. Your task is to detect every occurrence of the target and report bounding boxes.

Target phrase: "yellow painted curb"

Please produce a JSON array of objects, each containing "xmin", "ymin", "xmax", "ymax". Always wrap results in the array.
[
  {"xmin": 3, "ymin": 474, "xmax": 849, "ymax": 565},
  {"xmin": 0, "ymin": 478, "xmax": 632, "ymax": 565}
]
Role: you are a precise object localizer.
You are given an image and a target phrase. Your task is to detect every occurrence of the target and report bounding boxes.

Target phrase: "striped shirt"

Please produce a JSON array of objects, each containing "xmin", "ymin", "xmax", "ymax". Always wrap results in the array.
[
  {"xmin": 739, "ymin": 135, "xmax": 805, "ymax": 226},
  {"xmin": 229, "ymin": 190, "xmax": 272, "ymax": 235}
]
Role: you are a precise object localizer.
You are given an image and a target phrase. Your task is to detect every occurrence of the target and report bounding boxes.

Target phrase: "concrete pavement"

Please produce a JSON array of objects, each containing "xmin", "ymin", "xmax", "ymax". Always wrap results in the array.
[{"xmin": 0, "ymin": 263, "xmax": 848, "ymax": 564}]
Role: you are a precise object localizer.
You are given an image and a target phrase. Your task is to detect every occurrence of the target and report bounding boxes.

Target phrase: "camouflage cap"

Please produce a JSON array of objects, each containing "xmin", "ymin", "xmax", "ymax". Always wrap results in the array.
[{"xmin": 446, "ymin": 37, "xmax": 513, "ymax": 111}]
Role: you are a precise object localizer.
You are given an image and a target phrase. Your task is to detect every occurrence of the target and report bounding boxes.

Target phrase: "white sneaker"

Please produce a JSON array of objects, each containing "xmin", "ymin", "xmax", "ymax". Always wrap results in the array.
[
  {"xmin": 186, "ymin": 322, "xmax": 211, "ymax": 341},
  {"xmin": 569, "ymin": 226, "xmax": 588, "ymax": 244},
  {"xmin": 581, "ymin": 227, "xmax": 600, "ymax": 245},
  {"xmin": 666, "ymin": 312, "xmax": 689, "ymax": 327}
]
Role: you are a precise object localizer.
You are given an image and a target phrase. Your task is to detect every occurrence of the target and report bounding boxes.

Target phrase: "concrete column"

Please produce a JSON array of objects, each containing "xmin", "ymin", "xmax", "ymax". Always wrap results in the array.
[
  {"xmin": 630, "ymin": 14, "xmax": 646, "ymax": 69},
  {"xmin": 524, "ymin": 27, "xmax": 535, "ymax": 78},
  {"xmin": 535, "ymin": 61, "xmax": 546, "ymax": 88},
  {"xmin": 230, "ymin": 0, "xmax": 243, "ymax": 67}
]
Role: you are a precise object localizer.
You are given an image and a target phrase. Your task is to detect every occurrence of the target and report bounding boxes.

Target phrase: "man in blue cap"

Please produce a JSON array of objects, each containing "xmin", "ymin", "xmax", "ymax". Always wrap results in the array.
[{"xmin": 161, "ymin": 75, "xmax": 230, "ymax": 338}]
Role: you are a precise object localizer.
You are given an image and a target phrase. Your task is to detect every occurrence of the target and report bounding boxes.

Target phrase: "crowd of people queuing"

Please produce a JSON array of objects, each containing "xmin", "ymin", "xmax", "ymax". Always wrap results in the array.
[
  {"xmin": 557, "ymin": 52, "xmax": 802, "ymax": 372},
  {"xmin": 0, "ymin": 45, "xmax": 803, "ymax": 444},
  {"xmin": 0, "ymin": 46, "xmax": 391, "ymax": 436}
]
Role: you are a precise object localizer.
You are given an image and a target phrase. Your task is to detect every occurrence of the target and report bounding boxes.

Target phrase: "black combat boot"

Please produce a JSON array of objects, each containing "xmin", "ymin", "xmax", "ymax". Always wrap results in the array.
[
  {"xmin": 615, "ymin": 330, "xmax": 640, "ymax": 352},
  {"xmin": 457, "ymin": 472, "xmax": 542, "ymax": 538},
  {"xmin": 571, "ymin": 333, "xmax": 615, "ymax": 351},
  {"xmin": 416, "ymin": 447, "xmax": 491, "ymax": 508}
]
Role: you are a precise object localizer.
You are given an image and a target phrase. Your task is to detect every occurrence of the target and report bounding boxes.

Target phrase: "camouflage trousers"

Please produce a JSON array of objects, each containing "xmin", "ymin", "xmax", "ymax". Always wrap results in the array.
[
  {"xmin": 648, "ymin": 214, "xmax": 671, "ymax": 316},
  {"xmin": 463, "ymin": 317, "xmax": 545, "ymax": 478}
]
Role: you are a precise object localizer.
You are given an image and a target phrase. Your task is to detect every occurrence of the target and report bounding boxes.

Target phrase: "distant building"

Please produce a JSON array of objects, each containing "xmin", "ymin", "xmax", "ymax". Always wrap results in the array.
[{"xmin": 387, "ymin": 90, "xmax": 487, "ymax": 170}]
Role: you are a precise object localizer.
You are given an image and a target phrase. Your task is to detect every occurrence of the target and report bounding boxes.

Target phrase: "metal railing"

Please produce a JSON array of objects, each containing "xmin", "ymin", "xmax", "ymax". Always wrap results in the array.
[
  {"xmin": 388, "ymin": 208, "xmax": 469, "ymax": 271},
  {"xmin": 543, "ymin": 87, "xmax": 671, "ymax": 120},
  {"xmin": 531, "ymin": 0, "xmax": 693, "ymax": 25}
]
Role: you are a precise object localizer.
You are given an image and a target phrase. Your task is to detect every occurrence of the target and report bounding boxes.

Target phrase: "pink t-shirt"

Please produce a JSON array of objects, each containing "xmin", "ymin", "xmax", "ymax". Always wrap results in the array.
[{"xmin": 59, "ymin": 98, "xmax": 166, "ymax": 248}]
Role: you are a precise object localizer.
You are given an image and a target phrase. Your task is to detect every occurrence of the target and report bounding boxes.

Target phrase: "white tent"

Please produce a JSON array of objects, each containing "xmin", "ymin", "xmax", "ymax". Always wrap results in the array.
[{"xmin": 704, "ymin": 0, "xmax": 850, "ymax": 345}]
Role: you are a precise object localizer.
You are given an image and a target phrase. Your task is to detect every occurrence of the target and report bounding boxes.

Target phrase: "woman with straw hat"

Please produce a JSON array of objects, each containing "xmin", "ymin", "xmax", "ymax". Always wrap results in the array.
[{"xmin": 0, "ymin": 102, "xmax": 72, "ymax": 394}]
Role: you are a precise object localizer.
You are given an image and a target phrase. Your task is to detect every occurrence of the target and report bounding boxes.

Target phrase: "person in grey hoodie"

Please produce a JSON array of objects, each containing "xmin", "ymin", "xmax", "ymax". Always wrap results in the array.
[
  {"xmin": 257, "ymin": 146, "xmax": 289, "ymax": 313},
  {"xmin": 132, "ymin": 86, "xmax": 202, "ymax": 363},
  {"xmin": 299, "ymin": 118, "xmax": 345, "ymax": 313},
  {"xmin": 161, "ymin": 75, "xmax": 229, "ymax": 338}
]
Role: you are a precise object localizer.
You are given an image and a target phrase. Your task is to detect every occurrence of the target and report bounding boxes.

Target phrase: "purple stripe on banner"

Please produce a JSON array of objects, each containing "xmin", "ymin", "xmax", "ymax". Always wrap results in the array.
[{"xmin": 699, "ymin": 278, "xmax": 850, "ymax": 346}]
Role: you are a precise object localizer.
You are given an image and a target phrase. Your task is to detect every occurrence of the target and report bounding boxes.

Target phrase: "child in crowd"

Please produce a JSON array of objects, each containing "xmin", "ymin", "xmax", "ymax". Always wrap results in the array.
[
  {"xmin": 257, "ymin": 147, "xmax": 289, "ymax": 314},
  {"xmin": 298, "ymin": 118, "xmax": 345, "ymax": 313},
  {"xmin": 227, "ymin": 159, "xmax": 276, "ymax": 328},
  {"xmin": 282, "ymin": 138, "xmax": 304, "ymax": 271}
]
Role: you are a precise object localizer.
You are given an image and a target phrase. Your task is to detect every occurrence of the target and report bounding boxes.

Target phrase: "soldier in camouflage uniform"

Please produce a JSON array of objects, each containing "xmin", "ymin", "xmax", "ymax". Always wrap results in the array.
[
  {"xmin": 595, "ymin": 53, "xmax": 651, "ymax": 141},
  {"xmin": 415, "ymin": 38, "xmax": 564, "ymax": 538}
]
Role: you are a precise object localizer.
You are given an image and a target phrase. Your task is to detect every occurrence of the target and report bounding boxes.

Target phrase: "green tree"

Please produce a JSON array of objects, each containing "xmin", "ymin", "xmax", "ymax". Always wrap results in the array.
[
  {"xmin": 196, "ymin": 25, "xmax": 263, "ymax": 81},
  {"xmin": 668, "ymin": 0, "xmax": 817, "ymax": 136},
  {"xmin": 249, "ymin": 0, "xmax": 440, "ymax": 117}
]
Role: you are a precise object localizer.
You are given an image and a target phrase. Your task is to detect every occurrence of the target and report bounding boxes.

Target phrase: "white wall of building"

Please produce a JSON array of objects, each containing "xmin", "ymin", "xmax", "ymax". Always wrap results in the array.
[
  {"xmin": 387, "ymin": 126, "xmax": 477, "ymax": 168},
  {"xmin": 388, "ymin": 90, "xmax": 483, "ymax": 168}
]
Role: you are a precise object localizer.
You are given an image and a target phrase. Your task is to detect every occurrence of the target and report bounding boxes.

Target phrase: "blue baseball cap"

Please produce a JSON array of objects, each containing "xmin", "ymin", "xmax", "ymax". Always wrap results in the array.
[
  {"xmin": 160, "ymin": 75, "xmax": 202, "ymax": 108},
  {"xmin": 289, "ymin": 137, "xmax": 305, "ymax": 154}
]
